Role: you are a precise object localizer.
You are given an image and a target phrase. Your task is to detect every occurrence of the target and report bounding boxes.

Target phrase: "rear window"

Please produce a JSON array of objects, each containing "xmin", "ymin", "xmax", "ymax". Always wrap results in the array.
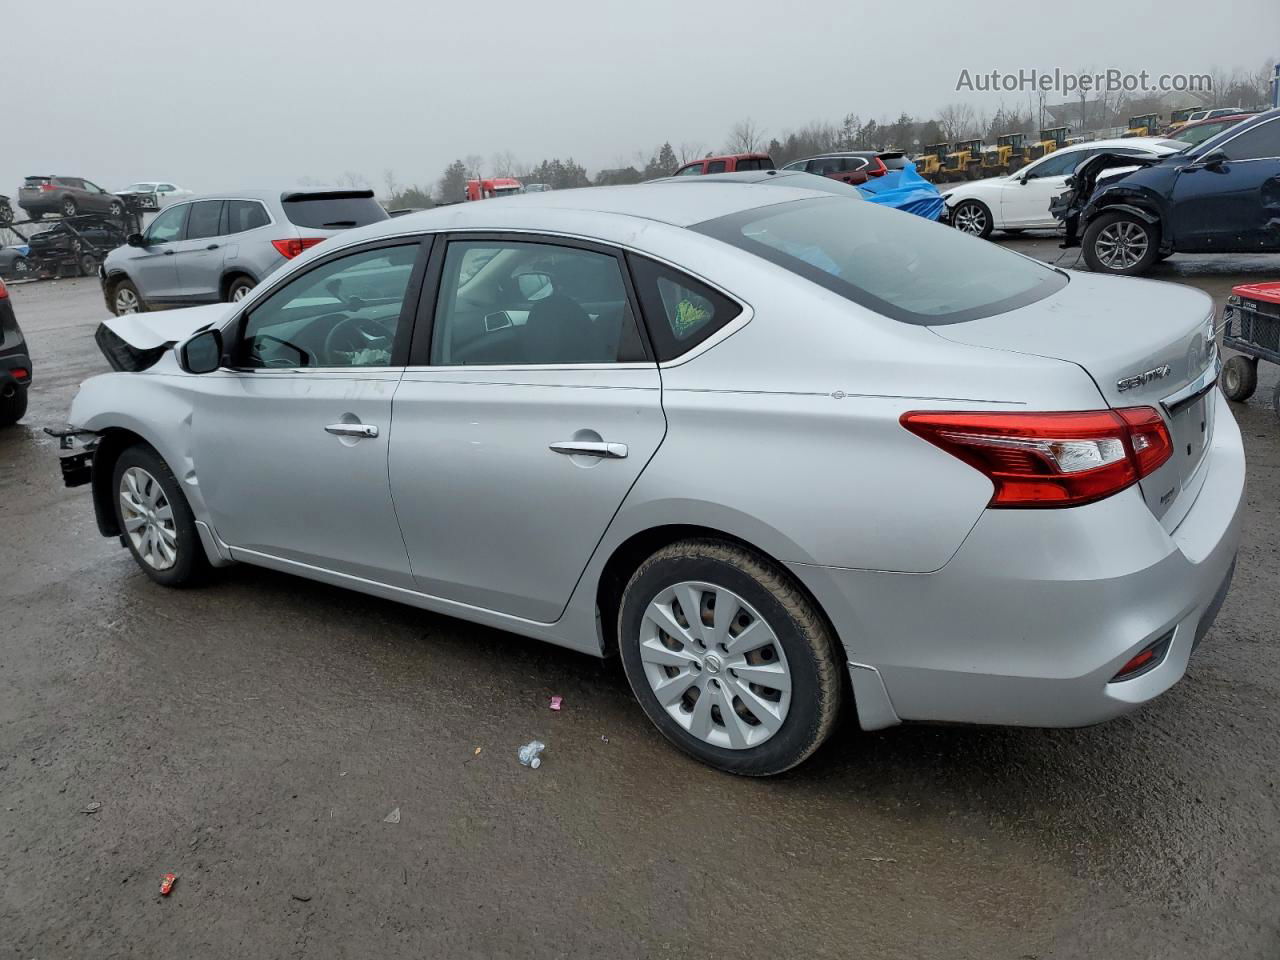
[
  {"xmin": 879, "ymin": 154, "xmax": 908, "ymax": 170},
  {"xmin": 24, "ymin": 176, "xmax": 50, "ymax": 186},
  {"xmin": 281, "ymin": 191, "xmax": 388, "ymax": 230},
  {"xmin": 694, "ymin": 197, "xmax": 1066, "ymax": 326}
]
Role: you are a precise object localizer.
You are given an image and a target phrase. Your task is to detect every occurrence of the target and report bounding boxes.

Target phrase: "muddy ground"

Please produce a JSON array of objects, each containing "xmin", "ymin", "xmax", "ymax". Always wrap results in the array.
[{"xmin": 2, "ymin": 239, "xmax": 1278, "ymax": 958}]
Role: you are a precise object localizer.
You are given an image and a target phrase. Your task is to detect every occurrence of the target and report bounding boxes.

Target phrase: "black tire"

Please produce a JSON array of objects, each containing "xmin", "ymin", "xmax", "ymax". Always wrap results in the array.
[
  {"xmin": 225, "ymin": 275, "xmax": 255, "ymax": 303},
  {"xmin": 77, "ymin": 252, "xmax": 96, "ymax": 277},
  {"xmin": 28, "ymin": 211, "xmax": 43, "ymax": 221},
  {"xmin": 618, "ymin": 539, "xmax": 844, "ymax": 777},
  {"xmin": 0, "ymin": 385, "xmax": 28, "ymax": 427},
  {"xmin": 110, "ymin": 278, "xmax": 145, "ymax": 315},
  {"xmin": 1272, "ymin": 380, "xmax": 1280, "ymax": 420},
  {"xmin": 0, "ymin": 202, "xmax": 12, "ymax": 226},
  {"xmin": 1221, "ymin": 355, "xmax": 1258, "ymax": 402},
  {"xmin": 1082, "ymin": 210, "xmax": 1162, "ymax": 276},
  {"xmin": 62, "ymin": 197, "xmax": 78, "ymax": 218},
  {"xmin": 108, "ymin": 200, "xmax": 124, "ymax": 217},
  {"xmin": 950, "ymin": 199, "xmax": 993, "ymax": 239},
  {"xmin": 12, "ymin": 256, "xmax": 32, "ymax": 278},
  {"xmin": 111, "ymin": 445, "xmax": 209, "ymax": 587}
]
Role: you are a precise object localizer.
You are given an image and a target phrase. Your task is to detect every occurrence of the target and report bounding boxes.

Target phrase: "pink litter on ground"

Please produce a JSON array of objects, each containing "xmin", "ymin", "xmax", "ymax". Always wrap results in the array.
[{"xmin": 549, "ymin": 696, "xmax": 563, "ymax": 711}]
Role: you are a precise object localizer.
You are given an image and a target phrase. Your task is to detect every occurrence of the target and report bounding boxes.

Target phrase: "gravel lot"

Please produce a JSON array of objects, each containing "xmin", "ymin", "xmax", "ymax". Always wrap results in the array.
[{"xmin": 2, "ymin": 240, "xmax": 1279, "ymax": 959}]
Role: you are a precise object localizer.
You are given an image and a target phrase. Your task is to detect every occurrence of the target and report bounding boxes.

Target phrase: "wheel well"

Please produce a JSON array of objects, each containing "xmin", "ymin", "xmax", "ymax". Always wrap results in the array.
[
  {"xmin": 220, "ymin": 270, "xmax": 255, "ymax": 300},
  {"xmin": 594, "ymin": 524, "xmax": 841, "ymax": 662},
  {"xmin": 90, "ymin": 428, "xmax": 152, "ymax": 537}
]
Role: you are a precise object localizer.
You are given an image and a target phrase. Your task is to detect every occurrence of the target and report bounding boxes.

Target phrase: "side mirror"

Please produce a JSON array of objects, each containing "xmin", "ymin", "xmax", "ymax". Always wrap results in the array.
[
  {"xmin": 514, "ymin": 272, "xmax": 553, "ymax": 300},
  {"xmin": 126, "ymin": 233, "xmax": 146, "ymax": 247},
  {"xmin": 1195, "ymin": 149, "xmax": 1229, "ymax": 170},
  {"xmin": 179, "ymin": 329, "xmax": 223, "ymax": 374}
]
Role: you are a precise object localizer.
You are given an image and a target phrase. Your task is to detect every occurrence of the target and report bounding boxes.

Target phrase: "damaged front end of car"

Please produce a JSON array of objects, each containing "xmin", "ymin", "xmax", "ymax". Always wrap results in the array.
[{"xmin": 1051, "ymin": 152, "xmax": 1166, "ymax": 248}]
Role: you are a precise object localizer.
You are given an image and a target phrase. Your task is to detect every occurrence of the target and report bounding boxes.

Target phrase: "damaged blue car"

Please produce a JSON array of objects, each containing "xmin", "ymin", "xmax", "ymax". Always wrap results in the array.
[{"xmin": 1054, "ymin": 108, "xmax": 1280, "ymax": 276}]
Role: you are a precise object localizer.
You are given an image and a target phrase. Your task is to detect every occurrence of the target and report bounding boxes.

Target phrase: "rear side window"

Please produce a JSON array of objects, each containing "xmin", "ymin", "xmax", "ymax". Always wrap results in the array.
[
  {"xmin": 694, "ymin": 197, "xmax": 1065, "ymax": 326},
  {"xmin": 226, "ymin": 200, "xmax": 270, "ymax": 233},
  {"xmin": 736, "ymin": 158, "xmax": 762, "ymax": 172},
  {"xmin": 282, "ymin": 191, "xmax": 389, "ymax": 229},
  {"xmin": 705, "ymin": 160, "xmax": 727, "ymax": 174},
  {"xmin": 186, "ymin": 200, "xmax": 224, "ymax": 240},
  {"xmin": 1217, "ymin": 118, "xmax": 1280, "ymax": 161},
  {"xmin": 628, "ymin": 256, "xmax": 742, "ymax": 360}
]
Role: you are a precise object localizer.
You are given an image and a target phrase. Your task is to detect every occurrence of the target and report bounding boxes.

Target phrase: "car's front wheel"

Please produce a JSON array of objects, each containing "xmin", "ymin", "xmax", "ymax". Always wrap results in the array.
[
  {"xmin": 951, "ymin": 199, "xmax": 993, "ymax": 239},
  {"xmin": 111, "ymin": 279, "xmax": 144, "ymax": 315},
  {"xmin": 226, "ymin": 275, "xmax": 255, "ymax": 303},
  {"xmin": 618, "ymin": 539, "xmax": 844, "ymax": 776},
  {"xmin": 62, "ymin": 197, "xmax": 78, "ymax": 218},
  {"xmin": 112, "ymin": 445, "xmax": 208, "ymax": 587},
  {"xmin": 1082, "ymin": 210, "xmax": 1161, "ymax": 276},
  {"xmin": 108, "ymin": 200, "xmax": 124, "ymax": 217}
]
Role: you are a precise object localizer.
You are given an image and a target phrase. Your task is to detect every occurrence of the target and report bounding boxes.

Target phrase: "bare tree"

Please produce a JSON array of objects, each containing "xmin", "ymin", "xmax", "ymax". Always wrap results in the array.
[
  {"xmin": 338, "ymin": 170, "xmax": 369, "ymax": 189},
  {"xmin": 383, "ymin": 168, "xmax": 400, "ymax": 201},
  {"xmin": 490, "ymin": 150, "xmax": 521, "ymax": 178},
  {"xmin": 726, "ymin": 118, "xmax": 765, "ymax": 153},
  {"xmin": 677, "ymin": 141, "xmax": 705, "ymax": 165},
  {"xmin": 937, "ymin": 103, "xmax": 976, "ymax": 141},
  {"xmin": 464, "ymin": 154, "xmax": 484, "ymax": 179}
]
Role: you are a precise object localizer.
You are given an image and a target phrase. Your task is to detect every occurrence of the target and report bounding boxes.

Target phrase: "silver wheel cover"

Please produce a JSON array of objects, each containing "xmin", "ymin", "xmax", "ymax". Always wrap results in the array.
[
  {"xmin": 1095, "ymin": 220, "xmax": 1149, "ymax": 270},
  {"xmin": 953, "ymin": 202, "xmax": 987, "ymax": 235},
  {"xmin": 115, "ymin": 288, "xmax": 139, "ymax": 314},
  {"xmin": 639, "ymin": 581, "xmax": 792, "ymax": 750},
  {"xmin": 119, "ymin": 466, "xmax": 179, "ymax": 571}
]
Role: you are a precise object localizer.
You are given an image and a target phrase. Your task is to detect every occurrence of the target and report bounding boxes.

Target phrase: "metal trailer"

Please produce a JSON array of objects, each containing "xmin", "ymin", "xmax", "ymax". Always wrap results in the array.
[
  {"xmin": 0, "ymin": 195, "xmax": 146, "ymax": 281},
  {"xmin": 1221, "ymin": 281, "xmax": 1280, "ymax": 417}
]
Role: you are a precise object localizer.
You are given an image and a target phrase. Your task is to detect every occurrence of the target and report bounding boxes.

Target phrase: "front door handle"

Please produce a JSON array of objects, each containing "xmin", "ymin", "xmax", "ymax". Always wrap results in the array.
[
  {"xmin": 325, "ymin": 422, "xmax": 379, "ymax": 439},
  {"xmin": 206, "ymin": 243, "xmax": 220, "ymax": 250},
  {"xmin": 549, "ymin": 441, "xmax": 627, "ymax": 459}
]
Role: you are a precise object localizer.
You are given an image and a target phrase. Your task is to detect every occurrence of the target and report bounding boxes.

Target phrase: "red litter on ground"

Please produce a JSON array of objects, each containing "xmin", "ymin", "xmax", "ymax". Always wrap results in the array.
[
  {"xmin": 160, "ymin": 873, "xmax": 177, "ymax": 896},
  {"xmin": 549, "ymin": 696, "xmax": 563, "ymax": 711}
]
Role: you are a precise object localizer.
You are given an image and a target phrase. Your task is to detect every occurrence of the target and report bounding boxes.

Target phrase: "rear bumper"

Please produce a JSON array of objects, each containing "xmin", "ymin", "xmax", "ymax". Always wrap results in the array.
[{"xmin": 791, "ymin": 389, "xmax": 1246, "ymax": 729}]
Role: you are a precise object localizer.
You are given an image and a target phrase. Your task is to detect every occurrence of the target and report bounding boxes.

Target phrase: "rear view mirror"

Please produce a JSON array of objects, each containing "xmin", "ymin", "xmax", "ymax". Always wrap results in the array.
[
  {"xmin": 179, "ymin": 329, "xmax": 222, "ymax": 374},
  {"xmin": 126, "ymin": 233, "xmax": 146, "ymax": 247},
  {"xmin": 515, "ymin": 272, "xmax": 553, "ymax": 300},
  {"xmin": 1196, "ymin": 149, "xmax": 1229, "ymax": 170}
]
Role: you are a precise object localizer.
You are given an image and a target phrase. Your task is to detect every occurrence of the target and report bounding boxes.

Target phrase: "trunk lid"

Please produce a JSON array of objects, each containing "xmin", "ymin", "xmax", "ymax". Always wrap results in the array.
[{"xmin": 932, "ymin": 270, "xmax": 1218, "ymax": 529}]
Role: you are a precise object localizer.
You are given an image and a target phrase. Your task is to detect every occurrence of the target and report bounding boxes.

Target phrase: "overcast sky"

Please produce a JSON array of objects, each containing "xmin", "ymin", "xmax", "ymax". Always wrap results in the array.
[{"xmin": 3, "ymin": 0, "xmax": 1277, "ymax": 196}]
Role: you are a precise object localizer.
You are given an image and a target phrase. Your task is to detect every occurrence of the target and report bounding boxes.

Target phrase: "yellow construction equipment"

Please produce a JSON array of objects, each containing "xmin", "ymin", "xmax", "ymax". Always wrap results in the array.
[
  {"xmin": 983, "ymin": 133, "xmax": 1026, "ymax": 176},
  {"xmin": 912, "ymin": 143, "xmax": 949, "ymax": 182},
  {"xmin": 1122, "ymin": 114, "xmax": 1160, "ymax": 137},
  {"xmin": 1026, "ymin": 126, "xmax": 1070, "ymax": 161},
  {"xmin": 942, "ymin": 139, "xmax": 984, "ymax": 182},
  {"xmin": 1166, "ymin": 107, "xmax": 1198, "ymax": 134}
]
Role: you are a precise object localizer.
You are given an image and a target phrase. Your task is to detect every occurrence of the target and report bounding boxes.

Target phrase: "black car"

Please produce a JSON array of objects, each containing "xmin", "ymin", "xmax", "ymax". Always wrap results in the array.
[
  {"xmin": 27, "ymin": 217, "xmax": 128, "ymax": 277},
  {"xmin": 0, "ymin": 245, "xmax": 33, "ymax": 280},
  {"xmin": 1054, "ymin": 109, "xmax": 1280, "ymax": 276},
  {"xmin": 0, "ymin": 278, "xmax": 32, "ymax": 426}
]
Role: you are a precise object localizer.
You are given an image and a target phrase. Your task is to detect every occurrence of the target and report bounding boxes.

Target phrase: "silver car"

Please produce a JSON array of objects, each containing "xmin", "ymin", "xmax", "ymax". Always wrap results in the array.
[
  {"xmin": 62, "ymin": 182, "xmax": 1243, "ymax": 775},
  {"xmin": 100, "ymin": 189, "xmax": 389, "ymax": 316}
]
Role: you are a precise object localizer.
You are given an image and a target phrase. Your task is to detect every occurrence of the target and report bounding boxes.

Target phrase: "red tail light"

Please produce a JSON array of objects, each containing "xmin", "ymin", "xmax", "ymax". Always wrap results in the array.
[
  {"xmin": 271, "ymin": 237, "xmax": 326, "ymax": 259},
  {"xmin": 900, "ymin": 407, "xmax": 1173, "ymax": 508},
  {"xmin": 39, "ymin": 183, "xmax": 57, "ymax": 192},
  {"xmin": 11, "ymin": 368, "xmax": 30, "ymax": 383},
  {"xmin": 0, "ymin": 279, "xmax": 7, "ymax": 298}
]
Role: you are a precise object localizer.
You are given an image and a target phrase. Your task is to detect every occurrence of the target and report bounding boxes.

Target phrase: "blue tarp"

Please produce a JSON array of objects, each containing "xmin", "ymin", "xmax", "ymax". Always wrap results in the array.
[{"xmin": 857, "ymin": 162, "xmax": 945, "ymax": 221}]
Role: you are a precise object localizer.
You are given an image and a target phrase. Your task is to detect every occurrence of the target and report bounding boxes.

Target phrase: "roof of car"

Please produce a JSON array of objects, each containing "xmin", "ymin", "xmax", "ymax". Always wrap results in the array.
[
  {"xmin": 1056, "ymin": 136, "xmax": 1181, "ymax": 152},
  {"xmin": 360, "ymin": 181, "xmax": 840, "ymax": 236},
  {"xmin": 1176, "ymin": 112, "xmax": 1255, "ymax": 130}
]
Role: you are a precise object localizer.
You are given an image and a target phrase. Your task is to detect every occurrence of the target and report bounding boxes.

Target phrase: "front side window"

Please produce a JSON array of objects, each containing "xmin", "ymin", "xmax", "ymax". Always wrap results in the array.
[
  {"xmin": 430, "ymin": 240, "xmax": 646, "ymax": 366},
  {"xmin": 695, "ymin": 196, "xmax": 1066, "ymax": 326},
  {"xmin": 236, "ymin": 245, "xmax": 419, "ymax": 369},
  {"xmin": 674, "ymin": 164, "xmax": 703, "ymax": 176},
  {"xmin": 628, "ymin": 257, "xmax": 742, "ymax": 361},
  {"xmin": 83, "ymin": 180, "xmax": 105, "ymax": 194},
  {"xmin": 186, "ymin": 200, "xmax": 224, "ymax": 240},
  {"xmin": 1024, "ymin": 149, "xmax": 1088, "ymax": 178},
  {"xmin": 1216, "ymin": 119, "xmax": 1280, "ymax": 161},
  {"xmin": 145, "ymin": 203, "xmax": 189, "ymax": 244}
]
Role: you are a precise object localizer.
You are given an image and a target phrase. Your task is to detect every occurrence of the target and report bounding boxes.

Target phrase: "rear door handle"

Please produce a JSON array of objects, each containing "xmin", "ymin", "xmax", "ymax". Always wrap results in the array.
[
  {"xmin": 325, "ymin": 422, "xmax": 379, "ymax": 439},
  {"xmin": 549, "ymin": 441, "xmax": 627, "ymax": 459},
  {"xmin": 206, "ymin": 243, "xmax": 219, "ymax": 250}
]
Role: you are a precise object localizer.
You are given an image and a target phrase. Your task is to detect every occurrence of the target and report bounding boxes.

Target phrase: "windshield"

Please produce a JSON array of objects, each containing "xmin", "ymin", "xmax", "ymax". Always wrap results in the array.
[
  {"xmin": 694, "ymin": 197, "xmax": 1066, "ymax": 326},
  {"xmin": 123, "ymin": 183, "xmax": 154, "ymax": 192}
]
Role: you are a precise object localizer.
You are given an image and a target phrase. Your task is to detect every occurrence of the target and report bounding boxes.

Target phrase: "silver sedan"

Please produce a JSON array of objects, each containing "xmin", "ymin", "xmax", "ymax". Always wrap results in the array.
[{"xmin": 63, "ymin": 181, "xmax": 1243, "ymax": 775}]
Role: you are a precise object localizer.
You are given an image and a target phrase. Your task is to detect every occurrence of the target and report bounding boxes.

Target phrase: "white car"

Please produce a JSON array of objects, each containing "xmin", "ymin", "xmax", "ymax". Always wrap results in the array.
[
  {"xmin": 941, "ymin": 138, "xmax": 1185, "ymax": 239},
  {"xmin": 116, "ymin": 182, "xmax": 192, "ymax": 211}
]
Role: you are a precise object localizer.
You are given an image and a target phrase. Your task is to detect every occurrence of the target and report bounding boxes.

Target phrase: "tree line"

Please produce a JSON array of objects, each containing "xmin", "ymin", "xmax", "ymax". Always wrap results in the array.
[{"xmin": 365, "ymin": 60, "xmax": 1275, "ymax": 208}]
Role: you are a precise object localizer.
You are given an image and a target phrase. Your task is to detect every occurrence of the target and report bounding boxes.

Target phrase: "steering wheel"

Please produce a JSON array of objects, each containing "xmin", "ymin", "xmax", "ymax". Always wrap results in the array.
[{"xmin": 322, "ymin": 314, "xmax": 392, "ymax": 364}]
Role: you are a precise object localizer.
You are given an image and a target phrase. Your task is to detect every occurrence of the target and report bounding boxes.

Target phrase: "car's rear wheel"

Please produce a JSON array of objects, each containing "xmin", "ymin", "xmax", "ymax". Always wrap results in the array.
[
  {"xmin": 0, "ymin": 384, "xmax": 28, "ymax": 427},
  {"xmin": 12, "ymin": 256, "xmax": 31, "ymax": 278},
  {"xmin": 112, "ymin": 445, "xmax": 208, "ymax": 587},
  {"xmin": 226, "ymin": 275, "xmax": 255, "ymax": 303},
  {"xmin": 1221, "ymin": 355, "xmax": 1258, "ymax": 402},
  {"xmin": 112, "ymin": 279, "xmax": 144, "ymax": 315},
  {"xmin": 951, "ymin": 199, "xmax": 993, "ymax": 239},
  {"xmin": 62, "ymin": 197, "xmax": 78, "ymax": 218},
  {"xmin": 108, "ymin": 200, "xmax": 124, "ymax": 217},
  {"xmin": 0, "ymin": 202, "xmax": 12, "ymax": 226},
  {"xmin": 618, "ymin": 539, "xmax": 844, "ymax": 776},
  {"xmin": 1082, "ymin": 210, "xmax": 1161, "ymax": 276},
  {"xmin": 77, "ymin": 252, "xmax": 96, "ymax": 277}
]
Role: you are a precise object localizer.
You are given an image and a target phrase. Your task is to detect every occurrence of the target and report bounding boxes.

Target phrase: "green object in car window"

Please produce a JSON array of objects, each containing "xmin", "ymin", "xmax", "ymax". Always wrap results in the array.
[{"xmin": 658, "ymin": 277, "xmax": 715, "ymax": 340}]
